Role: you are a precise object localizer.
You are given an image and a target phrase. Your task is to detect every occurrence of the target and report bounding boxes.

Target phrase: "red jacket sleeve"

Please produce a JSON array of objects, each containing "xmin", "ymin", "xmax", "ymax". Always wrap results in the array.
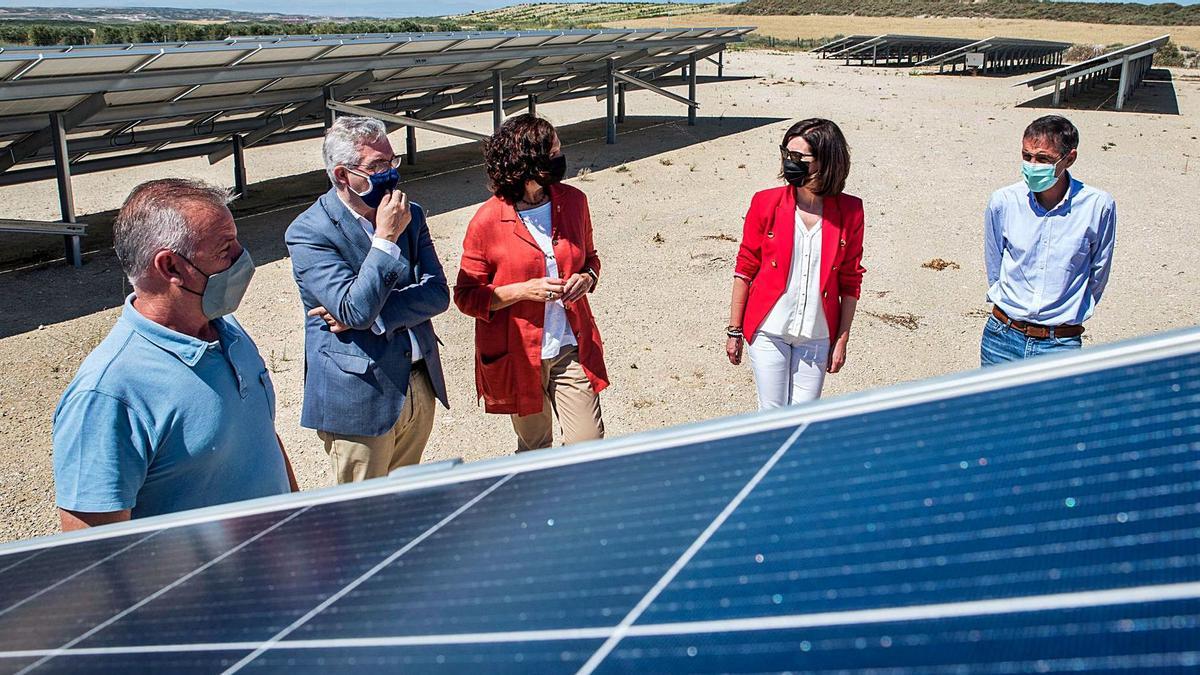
[
  {"xmin": 453, "ymin": 214, "xmax": 497, "ymax": 321},
  {"xmin": 838, "ymin": 196, "xmax": 866, "ymax": 299},
  {"xmin": 580, "ymin": 192, "xmax": 601, "ymax": 290},
  {"xmin": 734, "ymin": 193, "xmax": 766, "ymax": 281}
]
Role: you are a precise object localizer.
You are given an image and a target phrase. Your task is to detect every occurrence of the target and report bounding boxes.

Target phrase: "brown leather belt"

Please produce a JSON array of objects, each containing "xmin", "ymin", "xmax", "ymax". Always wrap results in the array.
[{"xmin": 992, "ymin": 306, "xmax": 1084, "ymax": 339}]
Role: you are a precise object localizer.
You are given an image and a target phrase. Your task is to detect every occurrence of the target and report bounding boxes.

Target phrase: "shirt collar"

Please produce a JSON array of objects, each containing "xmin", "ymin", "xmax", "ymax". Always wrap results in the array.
[
  {"xmin": 120, "ymin": 294, "xmax": 237, "ymax": 368},
  {"xmin": 1027, "ymin": 172, "xmax": 1079, "ymax": 217},
  {"xmin": 336, "ymin": 193, "xmax": 374, "ymax": 233}
]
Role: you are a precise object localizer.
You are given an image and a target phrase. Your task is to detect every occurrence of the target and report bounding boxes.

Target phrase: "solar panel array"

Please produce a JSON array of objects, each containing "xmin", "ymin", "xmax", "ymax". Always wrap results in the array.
[
  {"xmin": 916, "ymin": 36, "xmax": 1071, "ymax": 73},
  {"xmin": 0, "ymin": 328, "xmax": 1196, "ymax": 673},
  {"xmin": 816, "ymin": 33, "xmax": 1070, "ymax": 74},
  {"xmin": 1018, "ymin": 35, "xmax": 1170, "ymax": 111}
]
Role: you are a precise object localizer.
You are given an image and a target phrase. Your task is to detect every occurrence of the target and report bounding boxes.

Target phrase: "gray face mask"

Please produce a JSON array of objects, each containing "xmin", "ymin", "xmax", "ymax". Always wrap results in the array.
[{"xmin": 177, "ymin": 248, "xmax": 255, "ymax": 319}]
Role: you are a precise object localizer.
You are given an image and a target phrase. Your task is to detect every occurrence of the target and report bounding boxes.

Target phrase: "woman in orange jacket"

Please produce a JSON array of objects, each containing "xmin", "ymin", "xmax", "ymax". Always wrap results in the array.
[{"xmin": 454, "ymin": 114, "xmax": 608, "ymax": 452}]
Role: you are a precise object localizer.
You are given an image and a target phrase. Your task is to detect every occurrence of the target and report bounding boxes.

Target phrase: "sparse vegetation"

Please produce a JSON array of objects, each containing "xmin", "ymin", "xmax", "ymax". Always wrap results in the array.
[
  {"xmin": 726, "ymin": 0, "xmax": 1200, "ymax": 27},
  {"xmin": 452, "ymin": 3, "xmax": 732, "ymax": 30}
]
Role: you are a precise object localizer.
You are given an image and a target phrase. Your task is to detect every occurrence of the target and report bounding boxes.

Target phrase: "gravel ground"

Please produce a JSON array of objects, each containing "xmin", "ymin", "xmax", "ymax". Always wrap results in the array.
[{"xmin": 1, "ymin": 49, "xmax": 1197, "ymax": 544}]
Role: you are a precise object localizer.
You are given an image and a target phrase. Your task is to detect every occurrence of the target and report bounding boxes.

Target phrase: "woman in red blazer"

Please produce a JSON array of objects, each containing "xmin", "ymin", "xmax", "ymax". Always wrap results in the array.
[
  {"xmin": 726, "ymin": 118, "xmax": 865, "ymax": 408},
  {"xmin": 455, "ymin": 114, "xmax": 608, "ymax": 452}
]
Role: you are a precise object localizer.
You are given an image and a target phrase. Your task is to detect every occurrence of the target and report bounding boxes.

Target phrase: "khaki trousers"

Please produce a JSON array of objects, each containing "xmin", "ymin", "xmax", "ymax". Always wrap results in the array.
[
  {"xmin": 317, "ymin": 365, "xmax": 435, "ymax": 484},
  {"xmin": 510, "ymin": 346, "xmax": 605, "ymax": 453}
]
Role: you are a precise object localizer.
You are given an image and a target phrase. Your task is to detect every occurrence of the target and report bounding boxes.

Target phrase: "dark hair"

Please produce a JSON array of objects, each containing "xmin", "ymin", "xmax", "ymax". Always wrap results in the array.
[
  {"xmin": 779, "ymin": 118, "xmax": 850, "ymax": 196},
  {"xmin": 483, "ymin": 113, "xmax": 558, "ymax": 204},
  {"xmin": 1023, "ymin": 115, "xmax": 1079, "ymax": 157}
]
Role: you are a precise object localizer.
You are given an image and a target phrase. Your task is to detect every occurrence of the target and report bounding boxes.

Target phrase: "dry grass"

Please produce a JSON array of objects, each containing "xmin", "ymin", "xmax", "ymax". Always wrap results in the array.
[
  {"xmin": 922, "ymin": 258, "xmax": 961, "ymax": 271},
  {"xmin": 607, "ymin": 13, "xmax": 1200, "ymax": 51}
]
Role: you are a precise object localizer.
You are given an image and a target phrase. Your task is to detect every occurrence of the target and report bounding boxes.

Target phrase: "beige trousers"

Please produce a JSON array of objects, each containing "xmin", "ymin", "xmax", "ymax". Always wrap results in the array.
[
  {"xmin": 317, "ymin": 366, "xmax": 435, "ymax": 484},
  {"xmin": 510, "ymin": 346, "xmax": 605, "ymax": 453}
]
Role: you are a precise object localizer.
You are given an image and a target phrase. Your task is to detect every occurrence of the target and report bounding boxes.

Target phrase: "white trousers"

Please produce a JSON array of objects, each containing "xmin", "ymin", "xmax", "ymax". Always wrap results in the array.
[{"xmin": 747, "ymin": 332, "xmax": 830, "ymax": 410}]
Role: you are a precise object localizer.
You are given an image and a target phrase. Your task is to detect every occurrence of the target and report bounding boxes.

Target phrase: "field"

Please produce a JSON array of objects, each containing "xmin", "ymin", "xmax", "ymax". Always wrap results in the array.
[
  {"xmin": 607, "ymin": 13, "xmax": 1200, "ymax": 51},
  {"xmin": 0, "ymin": 46, "xmax": 1197, "ymax": 543},
  {"xmin": 451, "ymin": 2, "xmax": 733, "ymax": 28}
]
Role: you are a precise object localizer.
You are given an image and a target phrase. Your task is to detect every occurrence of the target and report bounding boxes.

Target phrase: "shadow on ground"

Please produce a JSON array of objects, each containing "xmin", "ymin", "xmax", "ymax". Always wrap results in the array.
[
  {"xmin": 1016, "ymin": 68, "xmax": 1180, "ymax": 115},
  {"xmin": 0, "ymin": 113, "xmax": 786, "ymax": 339}
]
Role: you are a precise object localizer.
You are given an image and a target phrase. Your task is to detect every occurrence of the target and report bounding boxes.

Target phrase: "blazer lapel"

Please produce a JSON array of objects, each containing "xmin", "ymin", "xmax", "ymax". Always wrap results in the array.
[
  {"xmin": 775, "ymin": 186, "xmax": 797, "ymax": 281},
  {"xmin": 320, "ymin": 189, "xmax": 372, "ymax": 263},
  {"xmin": 501, "ymin": 197, "xmax": 540, "ymax": 251},
  {"xmin": 820, "ymin": 194, "xmax": 843, "ymax": 291}
]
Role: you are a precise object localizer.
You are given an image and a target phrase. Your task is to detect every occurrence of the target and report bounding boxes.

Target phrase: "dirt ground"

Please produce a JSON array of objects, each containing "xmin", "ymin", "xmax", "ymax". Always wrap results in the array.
[{"xmin": 0, "ymin": 48, "xmax": 1197, "ymax": 544}]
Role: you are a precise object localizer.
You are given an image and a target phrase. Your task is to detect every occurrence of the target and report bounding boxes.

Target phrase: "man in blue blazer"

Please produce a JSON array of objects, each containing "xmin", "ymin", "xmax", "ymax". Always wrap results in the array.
[{"xmin": 286, "ymin": 116, "xmax": 449, "ymax": 483}]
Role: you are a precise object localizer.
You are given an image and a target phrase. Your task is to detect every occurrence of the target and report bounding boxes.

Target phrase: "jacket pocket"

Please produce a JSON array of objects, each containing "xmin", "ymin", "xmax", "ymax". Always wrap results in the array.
[
  {"xmin": 322, "ymin": 349, "xmax": 373, "ymax": 375},
  {"xmin": 478, "ymin": 351, "xmax": 514, "ymax": 401}
]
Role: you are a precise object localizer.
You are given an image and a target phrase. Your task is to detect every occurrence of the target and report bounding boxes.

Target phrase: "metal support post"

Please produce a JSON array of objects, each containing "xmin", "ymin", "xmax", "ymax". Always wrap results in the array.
[
  {"xmin": 50, "ymin": 112, "xmax": 80, "ymax": 267},
  {"xmin": 605, "ymin": 59, "xmax": 617, "ymax": 144},
  {"xmin": 323, "ymin": 85, "xmax": 335, "ymax": 128},
  {"xmin": 617, "ymin": 83, "xmax": 626, "ymax": 123},
  {"xmin": 492, "ymin": 70, "xmax": 504, "ymax": 132},
  {"xmin": 718, "ymin": 49, "xmax": 724, "ymax": 78},
  {"xmin": 688, "ymin": 54, "xmax": 698, "ymax": 126},
  {"xmin": 232, "ymin": 134, "xmax": 247, "ymax": 197},
  {"xmin": 527, "ymin": 94, "xmax": 537, "ymax": 115},
  {"xmin": 405, "ymin": 112, "xmax": 417, "ymax": 165},
  {"xmin": 1116, "ymin": 55, "xmax": 1131, "ymax": 110}
]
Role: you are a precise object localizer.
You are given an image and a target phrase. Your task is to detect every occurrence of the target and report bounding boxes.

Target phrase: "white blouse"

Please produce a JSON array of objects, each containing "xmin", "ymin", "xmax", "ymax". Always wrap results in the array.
[
  {"xmin": 759, "ymin": 206, "xmax": 829, "ymax": 342},
  {"xmin": 518, "ymin": 201, "xmax": 578, "ymax": 360}
]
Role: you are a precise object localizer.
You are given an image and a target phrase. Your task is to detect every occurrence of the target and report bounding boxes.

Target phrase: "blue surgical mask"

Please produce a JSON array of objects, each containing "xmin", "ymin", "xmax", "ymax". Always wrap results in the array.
[
  {"xmin": 178, "ymin": 248, "xmax": 256, "ymax": 319},
  {"xmin": 1021, "ymin": 160, "xmax": 1060, "ymax": 193},
  {"xmin": 351, "ymin": 166, "xmax": 400, "ymax": 209}
]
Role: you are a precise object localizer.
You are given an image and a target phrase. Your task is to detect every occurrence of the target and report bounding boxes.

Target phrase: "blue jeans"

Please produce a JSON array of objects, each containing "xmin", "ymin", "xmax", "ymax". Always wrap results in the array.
[{"xmin": 980, "ymin": 315, "xmax": 1081, "ymax": 367}]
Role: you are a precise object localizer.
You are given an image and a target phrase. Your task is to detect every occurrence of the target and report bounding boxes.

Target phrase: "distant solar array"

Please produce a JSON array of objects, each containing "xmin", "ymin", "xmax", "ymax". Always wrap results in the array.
[
  {"xmin": 0, "ymin": 27, "xmax": 750, "ymax": 266},
  {"xmin": 0, "ymin": 327, "xmax": 1196, "ymax": 673},
  {"xmin": 816, "ymin": 33, "xmax": 1071, "ymax": 73},
  {"xmin": 1017, "ymin": 35, "xmax": 1171, "ymax": 111}
]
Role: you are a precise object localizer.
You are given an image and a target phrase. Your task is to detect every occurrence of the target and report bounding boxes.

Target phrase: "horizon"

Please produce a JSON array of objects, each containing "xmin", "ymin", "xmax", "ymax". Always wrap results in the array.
[{"xmin": 1, "ymin": 0, "xmax": 1198, "ymax": 20}]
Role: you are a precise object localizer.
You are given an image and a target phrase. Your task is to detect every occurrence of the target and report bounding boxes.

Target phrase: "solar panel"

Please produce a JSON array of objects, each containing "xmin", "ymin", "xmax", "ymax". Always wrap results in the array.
[
  {"xmin": 915, "ymin": 37, "xmax": 1071, "ymax": 73},
  {"xmin": 1017, "ymin": 35, "xmax": 1170, "ymax": 111},
  {"xmin": 0, "ymin": 328, "xmax": 1197, "ymax": 672}
]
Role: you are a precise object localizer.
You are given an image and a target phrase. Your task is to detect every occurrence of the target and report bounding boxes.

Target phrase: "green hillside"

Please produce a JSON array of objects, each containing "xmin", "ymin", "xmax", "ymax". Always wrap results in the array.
[{"xmin": 726, "ymin": 0, "xmax": 1200, "ymax": 26}]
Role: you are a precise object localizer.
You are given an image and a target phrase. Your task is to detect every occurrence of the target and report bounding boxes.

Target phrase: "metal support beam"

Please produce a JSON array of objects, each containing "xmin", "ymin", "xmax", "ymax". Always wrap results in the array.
[
  {"xmin": 232, "ymin": 134, "xmax": 247, "ymax": 198},
  {"xmin": 0, "ymin": 92, "xmax": 105, "ymax": 173},
  {"xmin": 491, "ymin": 70, "xmax": 504, "ymax": 132},
  {"xmin": 323, "ymin": 85, "xmax": 336, "ymax": 129},
  {"xmin": 414, "ymin": 56, "xmax": 540, "ymax": 120},
  {"xmin": 527, "ymin": 94, "xmax": 537, "ymax": 115},
  {"xmin": 327, "ymin": 100, "xmax": 490, "ymax": 142},
  {"xmin": 1116, "ymin": 54, "xmax": 1131, "ymax": 110},
  {"xmin": 509, "ymin": 48, "xmax": 652, "ymax": 114},
  {"xmin": 50, "ymin": 112, "xmax": 80, "ymax": 267},
  {"xmin": 688, "ymin": 54, "xmax": 698, "ymax": 126},
  {"xmin": 605, "ymin": 59, "xmax": 617, "ymax": 145},
  {"xmin": 617, "ymin": 84, "xmax": 626, "ymax": 123},
  {"xmin": 613, "ymin": 71, "xmax": 698, "ymax": 108},
  {"xmin": 718, "ymin": 49, "xmax": 724, "ymax": 78},
  {"xmin": 405, "ymin": 112, "xmax": 417, "ymax": 165}
]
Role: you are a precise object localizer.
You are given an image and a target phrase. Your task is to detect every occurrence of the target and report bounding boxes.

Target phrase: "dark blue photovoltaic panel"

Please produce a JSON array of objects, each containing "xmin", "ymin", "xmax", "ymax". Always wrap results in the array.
[
  {"xmin": 598, "ymin": 599, "xmax": 1200, "ymax": 673},
  {"xmin": 640, "ymin": 352, "xmax": 1200, "ymax": 626},
  {"xmin": 26, "ymin": 650, "xmax": 251, "ymax": 674},
  {"xmin": 0, "ymin": 510, "xmax": 295, "ymax": 652},
  {"xmin": 76, "ymin": 479, "xmax": 497, "ymax": 647},
  {"xmin": 0, "ymin": 532, "xmax": 154, "ymax": 610},
  {"xmin": 282, "ymin": 427, "xmax": 797, "ymax": 641},
  {"xmin": 248, "ymin": 640, "xmax": 605, "ymax": 674}
]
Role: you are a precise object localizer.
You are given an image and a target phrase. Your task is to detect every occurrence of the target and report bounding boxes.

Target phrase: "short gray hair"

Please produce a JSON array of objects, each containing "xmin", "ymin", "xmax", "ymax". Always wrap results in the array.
[
  {"xmin": 323, "ymin": 116, "xmax": 388, "ymax": 184},
  {"xmin": 113, "ymin": 178, "xmax": 232, "ymax": 286}
]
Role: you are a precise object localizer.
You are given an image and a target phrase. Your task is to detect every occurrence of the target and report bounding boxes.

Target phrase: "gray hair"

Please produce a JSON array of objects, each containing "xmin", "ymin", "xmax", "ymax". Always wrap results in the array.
[
  {"xmin": 323, "ymin": 116, "xmax": 388, "ymax": 185},
  {"xmin": 113, "ymin": 178, "xmax": 232, "ymax": 286}
]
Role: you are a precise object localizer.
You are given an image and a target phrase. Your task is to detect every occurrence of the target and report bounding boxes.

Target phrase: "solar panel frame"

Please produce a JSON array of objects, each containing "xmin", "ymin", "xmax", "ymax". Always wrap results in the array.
[{"xmin": 1016, "ymin": 35, "xmax": 1170, "ymax": 110}]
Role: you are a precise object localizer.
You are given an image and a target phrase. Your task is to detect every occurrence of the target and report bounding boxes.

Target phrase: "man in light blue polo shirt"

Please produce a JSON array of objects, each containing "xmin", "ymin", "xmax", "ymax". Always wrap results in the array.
[
  {"xmin": 982, "ymin": 115, "xmax": 1117, "ymax": 366},
  {"xmin": 53, "ymin": 179, "xmax": 295, "ymax": 530}
]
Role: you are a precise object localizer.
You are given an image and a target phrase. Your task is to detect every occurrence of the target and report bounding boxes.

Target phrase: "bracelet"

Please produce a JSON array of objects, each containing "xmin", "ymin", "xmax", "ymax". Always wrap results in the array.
[{"xmin": 726, "ymin": 325, "xmax": 744, "ymax": 339}]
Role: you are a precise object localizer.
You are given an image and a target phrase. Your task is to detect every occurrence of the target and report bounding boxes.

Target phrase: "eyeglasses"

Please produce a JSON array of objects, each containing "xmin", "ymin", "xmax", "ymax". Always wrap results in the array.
[
  {"xmin": 347, "ymin": 155, "xmax": 403, "ymax": 175},
  {"xmin": 779, "ymin": 146, "xmax": 816, "ymax": 164},
  {"xmin": 1021, "ymin": 151, "xmax": 1063, "ymax": 165}
]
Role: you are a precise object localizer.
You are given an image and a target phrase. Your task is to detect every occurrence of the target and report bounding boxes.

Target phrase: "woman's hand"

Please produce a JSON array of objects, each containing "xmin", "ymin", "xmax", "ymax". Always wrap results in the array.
[
  {"xmin": 726, "ymin": 335, "xmax": 744, "ymax": 365},
  {"xmin": 561, "ymin": 273, "xmax": 593, "ymax": 304},
  {"xmin": 521, "ymin": 277, "xmax": 567, "ymax": 303},
  {"xmin": 827, "ymin": 334, "xmax": 849, "ymax": 373}
]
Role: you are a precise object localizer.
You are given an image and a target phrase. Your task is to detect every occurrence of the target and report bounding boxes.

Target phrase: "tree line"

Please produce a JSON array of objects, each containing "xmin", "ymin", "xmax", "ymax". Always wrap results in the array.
[{"xmin": 0, "ymin": 19, "xmax": 471, "ymax": 47}]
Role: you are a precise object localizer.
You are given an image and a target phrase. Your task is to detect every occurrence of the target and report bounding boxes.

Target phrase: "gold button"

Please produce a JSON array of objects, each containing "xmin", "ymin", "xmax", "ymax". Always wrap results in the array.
[
  {"xmin": 822, "ymin": 291, "xmax": 828, "ymax": 298},
  {"xmin": 840, "ymin": 239, "xmax": 846, "ymax": 247},
  {"xmin": 771, "ymin": 260, "xmax": 777, "ymax": 268},
  {"xmin": 832, "ymin": 265, "xmax": 838, "ymax": 271},
  {"xmin": 767, "ymin": 231, "xmax": 774, "ymax": 238}
]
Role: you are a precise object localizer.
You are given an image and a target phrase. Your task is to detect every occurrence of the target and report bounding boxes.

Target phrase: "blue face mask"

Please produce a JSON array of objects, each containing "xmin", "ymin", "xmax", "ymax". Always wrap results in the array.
[
  {"xmin": 1021, "ymin": 160, "xmax": 1061, "ymax": 194},
  {"xmin": 351, "ymin": 166, "xmax": 400, "ymax": 209}
]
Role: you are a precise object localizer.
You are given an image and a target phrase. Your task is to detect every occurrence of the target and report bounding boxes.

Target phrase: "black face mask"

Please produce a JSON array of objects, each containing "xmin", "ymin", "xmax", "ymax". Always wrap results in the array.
[
  {"xmin": 535, "ymin": 153, "xmax": 567, "ymax": 187},
  {"xmin": 782, "ymin": 158, "xmax": 810, "ymax": 187}
]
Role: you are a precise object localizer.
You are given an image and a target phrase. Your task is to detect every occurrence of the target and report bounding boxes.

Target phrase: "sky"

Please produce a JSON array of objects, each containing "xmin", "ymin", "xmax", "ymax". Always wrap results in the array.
[{"xmin": 0, "ymin": 0, "xmax": 1195, "ymax": 18}]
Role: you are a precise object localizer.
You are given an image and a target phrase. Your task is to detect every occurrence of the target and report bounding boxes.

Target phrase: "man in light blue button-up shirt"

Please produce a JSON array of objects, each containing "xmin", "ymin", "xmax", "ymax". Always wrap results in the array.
[
  {"xmin": 982, "ymin": 115, "xmax": 1117, "ymax": 366},
  {"xmin": 53, "ymin": 179, "xmax": 295, "ymax": 531}
]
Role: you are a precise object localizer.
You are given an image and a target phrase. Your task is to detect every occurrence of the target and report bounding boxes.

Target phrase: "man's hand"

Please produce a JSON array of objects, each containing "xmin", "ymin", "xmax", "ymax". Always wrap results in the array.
[
  {"xmin": 309, "ymin": 306, "xmax": 351, "ymax": 333},
  {"xmin": 374, "ymin": 189, "xmax": 412, "ymax": 242},
  {"xmin": 521, "ymin": 277, "xmax": 567, "ymax": 303},
  {"xmin": 561, "ymin": 273, "xmax": 593, "ymax": 304}
]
